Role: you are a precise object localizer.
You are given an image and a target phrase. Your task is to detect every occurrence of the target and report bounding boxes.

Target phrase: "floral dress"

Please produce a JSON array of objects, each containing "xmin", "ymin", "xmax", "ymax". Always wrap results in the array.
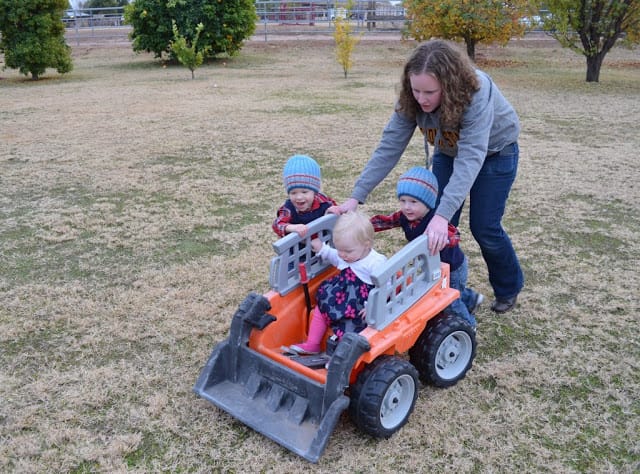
[
  {"xmin": 314, "ymin": 243, "xmax": 387, "ymax": 340},
  {"xmin": 316, "ymin": 267, "xmax": 373, "ymax": 339}
]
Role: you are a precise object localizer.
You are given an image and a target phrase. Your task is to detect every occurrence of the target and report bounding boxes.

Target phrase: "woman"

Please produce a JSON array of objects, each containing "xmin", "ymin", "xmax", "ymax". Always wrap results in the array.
[{"xmin": 332, "ymin": 40, "xmax": 524, "ymax": 313}]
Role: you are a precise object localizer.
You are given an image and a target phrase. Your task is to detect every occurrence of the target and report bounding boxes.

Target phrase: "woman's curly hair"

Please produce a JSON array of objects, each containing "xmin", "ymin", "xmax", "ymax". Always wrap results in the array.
[{"xmin": 397, "ymin": 40, "xmax": 479, "ymax": 129}]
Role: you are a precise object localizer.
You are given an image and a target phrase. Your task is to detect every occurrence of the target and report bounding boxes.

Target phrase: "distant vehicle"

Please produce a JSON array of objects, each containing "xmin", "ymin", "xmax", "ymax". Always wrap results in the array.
[
  {"xmin": 328, "ymin": 7, "xmax": 347, "ymax": 20},
  {"xmin": 63, "ymin": 9, "xmax": 91, "ymax": 20},
  {"xmin": 349, "ymin": 9, "xmax": 365, "ymax": 20},
  {"xmin": 519, "ymin": 15, "xmax": 542, "ymax": 29},
  {"xmin": 63, "ymin": 9, "xmax": 88, "ymax": 24}
]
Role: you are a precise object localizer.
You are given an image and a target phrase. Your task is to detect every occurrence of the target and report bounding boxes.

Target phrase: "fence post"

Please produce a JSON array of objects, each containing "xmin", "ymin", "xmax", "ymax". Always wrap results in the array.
[{"xmin": 263, "ymin": 15, "xmax": 268, "ymax": 41}]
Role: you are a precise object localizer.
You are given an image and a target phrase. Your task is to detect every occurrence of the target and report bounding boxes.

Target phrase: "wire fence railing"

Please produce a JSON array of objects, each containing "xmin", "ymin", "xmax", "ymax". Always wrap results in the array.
[{"xmin": 63, "ymin": 4, "xmax": 407, "ymax": 47}]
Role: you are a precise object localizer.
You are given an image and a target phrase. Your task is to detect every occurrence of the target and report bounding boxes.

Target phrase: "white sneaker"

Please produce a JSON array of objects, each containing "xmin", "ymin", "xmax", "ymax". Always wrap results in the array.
[{"xmin": 469, "ymin": 293, "xmax": 484, "ymax": 314}]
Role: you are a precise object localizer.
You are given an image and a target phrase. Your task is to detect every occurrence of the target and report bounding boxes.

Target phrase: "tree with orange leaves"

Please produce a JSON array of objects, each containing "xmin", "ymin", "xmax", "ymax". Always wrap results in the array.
[{"xmin": 404, "ymin": 0, "xmax": 533, "ymax": 60}]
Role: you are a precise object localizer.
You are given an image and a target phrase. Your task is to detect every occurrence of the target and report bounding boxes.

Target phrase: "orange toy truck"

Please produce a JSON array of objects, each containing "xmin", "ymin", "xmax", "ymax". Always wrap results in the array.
[{"xmin": 193, "ymin": 214, "xmax": 476, "ymax": 462}]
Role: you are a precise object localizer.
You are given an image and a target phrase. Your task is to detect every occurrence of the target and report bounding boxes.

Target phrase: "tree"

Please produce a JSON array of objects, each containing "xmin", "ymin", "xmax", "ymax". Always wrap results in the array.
[
  {"xmin": 543, "ymin": 0, "xmax": 640, "ymax": 82},
  {"xmin": 404, "ymin": 0, "xmax": 533, "ymax": 60},
  {"xmin": 124, "ymin": 0, "xmax": 256, "ymax": 59},
  {"xmin": 334, "ymin": 17, "xmax": 360, "ymax": 78},
  {"xmin": 334, "ymin": 1, "xmax": 361, "ymax": 78},
  {"xmin": 0, "ymin": 0, "xmax": 73, "ymax": 80},
  {"xmin": 170, "ymin": 20, "xmax": 210, "ymax": 79}
]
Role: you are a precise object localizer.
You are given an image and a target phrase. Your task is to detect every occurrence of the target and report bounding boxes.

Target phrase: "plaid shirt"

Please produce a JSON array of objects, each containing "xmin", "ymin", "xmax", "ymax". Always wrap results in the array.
[
  {"xmin": 370, "ymin": 210, "xmax": 406, "ymax": 233},
  {"xmin": 370, "ymin": 210, "xmax": 461, "ymax": 248},
  {"xmin": 272, "ymin": 192, "xmax": 337, "ymax": 237}
]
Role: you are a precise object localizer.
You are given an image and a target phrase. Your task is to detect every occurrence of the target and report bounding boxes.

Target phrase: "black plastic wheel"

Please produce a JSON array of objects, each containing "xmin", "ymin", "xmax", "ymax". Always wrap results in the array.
[
  {"xmin": 408, "ymin": 313, "xmax": 476, "ymax": 387},
  {"xmin": 348, "ymin": 355, "xmax": 419, "ymax": 438}
]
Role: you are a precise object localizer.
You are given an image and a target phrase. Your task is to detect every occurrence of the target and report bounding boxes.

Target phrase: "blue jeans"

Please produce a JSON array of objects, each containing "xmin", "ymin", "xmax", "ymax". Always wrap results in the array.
[
  {"xmin": 446, "ymin": 256, "xmax": 477, "ymax": 328},
  {"xmin": 432, "ymin": 143, "xmax": 524, "ymax": 299}
]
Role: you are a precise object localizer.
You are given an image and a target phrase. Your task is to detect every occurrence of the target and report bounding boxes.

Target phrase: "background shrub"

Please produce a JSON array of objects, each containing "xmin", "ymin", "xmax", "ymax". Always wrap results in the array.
[
  {"xmin": 124, "ymin": 0, "xmax": 256, "ymax": 59},
  {"xmin": 0, "ymin": 0, "xmax": 72, "ymax": 79}
]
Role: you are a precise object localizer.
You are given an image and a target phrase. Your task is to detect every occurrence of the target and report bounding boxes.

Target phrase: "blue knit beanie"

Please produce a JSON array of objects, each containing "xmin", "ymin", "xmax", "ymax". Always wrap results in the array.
[
  {"xmin": 396, "ymin": 166, "xmax": 439, "ymax": 209},
  {"xmin": 283, "ymin": 155, "xmax": 322, "ymax": 194}
]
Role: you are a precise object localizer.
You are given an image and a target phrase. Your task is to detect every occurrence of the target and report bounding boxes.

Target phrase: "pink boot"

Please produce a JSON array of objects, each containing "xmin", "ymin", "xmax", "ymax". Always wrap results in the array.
[{"xmin": 290, "ymin": 307, "xmax": 328, "ymax": 355}]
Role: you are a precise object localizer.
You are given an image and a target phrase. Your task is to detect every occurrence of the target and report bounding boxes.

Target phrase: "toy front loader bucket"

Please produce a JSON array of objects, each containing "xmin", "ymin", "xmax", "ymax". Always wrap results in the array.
[{"xmin": 193, "ymin": 293, "xmax": 369, "ymax": 463}]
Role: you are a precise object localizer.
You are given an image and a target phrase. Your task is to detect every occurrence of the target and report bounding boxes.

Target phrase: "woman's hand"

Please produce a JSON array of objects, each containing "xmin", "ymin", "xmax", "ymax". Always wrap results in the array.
[
  {"xmin": 425, "ymin": 214, "xmax": 449, "ymax": 255},
  {"xmin": 327, "ymin": 197, "xmax": 358, "ymax": 215}
]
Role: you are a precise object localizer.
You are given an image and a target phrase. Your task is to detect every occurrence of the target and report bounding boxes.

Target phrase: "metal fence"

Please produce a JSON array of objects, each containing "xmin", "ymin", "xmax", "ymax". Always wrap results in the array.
[
  {"xmin": 63, "ymin": 7, "xmax": 129, "ymax": 46},
  {"xmin": 254, "ymin": 1, "xmax": 407, "ymax": 39},
  {"xmin": 63, "ymin": 7, "xmax": 126, "ymax": 28},
  {"xmin": 63, "ymin": 4, "xmax": 407, "ymax": 46},
  {"xmin": 254, "ymin": 1, "xmax": 405, "ymax": 26}
]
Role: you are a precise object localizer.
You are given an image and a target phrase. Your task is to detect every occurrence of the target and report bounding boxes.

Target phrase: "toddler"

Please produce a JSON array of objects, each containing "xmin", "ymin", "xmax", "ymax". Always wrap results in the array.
[
  {"xmin": 370, "ymin": 166, "xmax": 482, "ymax": 328},
  {"xmin": 289, "ymin": 211, "xmax": 387, "ymax": 355},
  {"xmin": 272, "ymin": 154, "xmax": 336, "ymax": 238}
]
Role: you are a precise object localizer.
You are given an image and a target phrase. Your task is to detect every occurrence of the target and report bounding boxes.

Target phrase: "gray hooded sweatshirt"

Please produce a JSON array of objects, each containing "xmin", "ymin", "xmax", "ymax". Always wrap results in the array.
[{"xmin": 351, "ymin": 70, "xmax": 520, "ymax": 222}]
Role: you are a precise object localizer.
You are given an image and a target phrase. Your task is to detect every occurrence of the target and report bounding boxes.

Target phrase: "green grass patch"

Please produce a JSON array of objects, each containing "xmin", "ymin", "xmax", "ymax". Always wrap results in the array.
[{"xmin": 124, "ymin": 431, "xmax": 165, "ymax": 469}]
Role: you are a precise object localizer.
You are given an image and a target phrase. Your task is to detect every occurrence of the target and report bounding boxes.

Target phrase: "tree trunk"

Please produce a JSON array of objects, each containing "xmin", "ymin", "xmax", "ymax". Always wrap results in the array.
[
  {"xmin": 465, "ymin": 40, "xmax": 476, "ymax": 61},
  {"xmin": 585, "ymin": 52, "xmax": 605, "ymax": 82}
]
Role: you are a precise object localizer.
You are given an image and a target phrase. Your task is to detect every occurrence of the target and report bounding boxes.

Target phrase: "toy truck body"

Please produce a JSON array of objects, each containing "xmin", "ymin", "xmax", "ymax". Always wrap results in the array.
[{"xmin": 193, "ymin": 214, "xmax": 476, "ymax": 462}]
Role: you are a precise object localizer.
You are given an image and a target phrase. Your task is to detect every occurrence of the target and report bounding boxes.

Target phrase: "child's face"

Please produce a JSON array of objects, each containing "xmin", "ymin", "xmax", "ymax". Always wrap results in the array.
[
  {"xmin": 333, "ymin": 233, "xmax": 371, "ymax": 263},
  {"xmin": 288, "ymin": 188, "xmax": 315, "ymax": 212},
  {"xmin": 399, "ymin": 196, "xmax": 429, "ymax": 221}
]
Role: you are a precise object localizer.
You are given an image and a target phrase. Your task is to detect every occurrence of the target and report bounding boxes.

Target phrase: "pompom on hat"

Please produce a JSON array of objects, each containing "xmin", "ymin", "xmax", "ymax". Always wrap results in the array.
[
  {"xmin": 283, "ymin": 155, "xmax": 322, "ymax": 194},
  {"xmin": 397, "ymin": 166, "xmax": 439, "ymax": 209}
]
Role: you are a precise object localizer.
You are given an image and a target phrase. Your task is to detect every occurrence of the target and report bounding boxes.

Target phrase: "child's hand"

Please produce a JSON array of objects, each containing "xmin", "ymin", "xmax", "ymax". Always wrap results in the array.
[
  {"xmin": 288, "ymin": 224, "xmax": 308, "ymax": 237},
  {"xmin": 311, "ymin": 238, "xmax": 323, "ymax": 252}
]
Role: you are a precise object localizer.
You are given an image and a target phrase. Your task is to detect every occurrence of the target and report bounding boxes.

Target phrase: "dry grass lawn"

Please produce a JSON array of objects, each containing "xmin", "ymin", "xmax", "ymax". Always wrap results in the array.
[{"xmin": 1, "ymin": 36, "xmax": 639, "ymax": 473}]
